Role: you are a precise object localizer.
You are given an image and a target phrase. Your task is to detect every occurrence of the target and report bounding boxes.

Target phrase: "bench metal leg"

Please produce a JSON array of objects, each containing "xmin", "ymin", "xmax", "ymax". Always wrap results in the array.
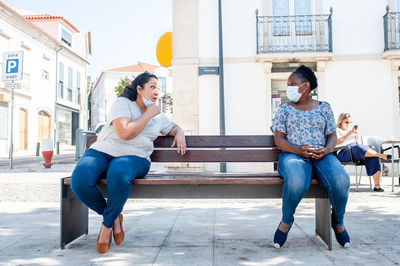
[
  {"xmin": 315, "ymin": 198, "xmax": 332, "ymax": 250},
  {"xmin": 60, "ymin": 177, "xmax": 88, "ymax": 249}
]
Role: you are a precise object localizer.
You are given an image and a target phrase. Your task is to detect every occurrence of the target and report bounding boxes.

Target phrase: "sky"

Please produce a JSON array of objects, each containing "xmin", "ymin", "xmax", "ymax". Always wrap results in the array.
[{"xmin": 3, "ymin": 0, "xmax": 172, "ymax": 82}]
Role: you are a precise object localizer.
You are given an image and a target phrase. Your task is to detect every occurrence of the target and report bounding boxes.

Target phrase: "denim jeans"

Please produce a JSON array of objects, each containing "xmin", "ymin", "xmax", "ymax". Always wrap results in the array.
[
  {"xmin": 277, "ymin": 152, "xmax": 350, "ymax": 227},
  {"xmin": 70, "ymin": 149, "xmax": 150, "ymax": 228}
]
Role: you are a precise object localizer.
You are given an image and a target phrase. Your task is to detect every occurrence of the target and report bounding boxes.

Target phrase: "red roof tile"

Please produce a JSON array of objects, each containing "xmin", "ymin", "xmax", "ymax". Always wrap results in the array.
[
  {"xmin": 106, "ymin": 62, "xmax": 159, "ymax": 73},
  {"xmin": 23, "ymin": 14, "xmax": 80, "ymax": 33}
]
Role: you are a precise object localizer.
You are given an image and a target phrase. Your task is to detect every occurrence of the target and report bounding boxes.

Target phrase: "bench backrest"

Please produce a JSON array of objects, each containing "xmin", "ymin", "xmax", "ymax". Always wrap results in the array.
[{"xmin": 86, "ymin": 135, "xmax": 280, "ymax": 163}]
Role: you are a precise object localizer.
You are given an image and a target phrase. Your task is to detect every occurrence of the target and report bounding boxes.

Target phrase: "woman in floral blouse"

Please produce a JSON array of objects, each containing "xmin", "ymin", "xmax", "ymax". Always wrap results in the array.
[{"xmin": 271, "ymin": 65, "xmax": 350, "ymax": 249}]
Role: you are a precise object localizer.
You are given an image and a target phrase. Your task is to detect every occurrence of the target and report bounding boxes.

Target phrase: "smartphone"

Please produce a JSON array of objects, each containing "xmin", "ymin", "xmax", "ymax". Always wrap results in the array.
[{"xmin": 353, "ymin": 125, "xmax": 358, "ymax": 130}]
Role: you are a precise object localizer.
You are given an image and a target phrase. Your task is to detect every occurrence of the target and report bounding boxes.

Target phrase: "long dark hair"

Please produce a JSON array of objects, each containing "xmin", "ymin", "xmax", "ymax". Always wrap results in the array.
[{"xmin": 120, "ymin": 71, "xmax": 158, "ymax": 101}]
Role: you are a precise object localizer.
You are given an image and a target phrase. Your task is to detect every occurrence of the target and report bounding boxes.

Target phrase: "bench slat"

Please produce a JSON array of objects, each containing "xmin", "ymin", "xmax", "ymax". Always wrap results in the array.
[
  {"xmin": 64, "ymin": 177, "xmax": 321, "ymax": 186},
  {"xmin": 154, "ymin": 135, "xmax": 276, "ymax": 148},
  {"xmin": 150, "ymin": 149, "xmax": 280, "ymax": 162},
  {"xmin": 86, "ymin": 135, "xmax": 276, "ymax": 149}
]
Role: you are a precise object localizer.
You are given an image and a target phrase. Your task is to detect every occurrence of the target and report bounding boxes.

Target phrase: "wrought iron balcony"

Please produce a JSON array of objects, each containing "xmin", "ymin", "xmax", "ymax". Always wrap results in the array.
[
  {"xmin": 384, "ymin": 6, "xmax": 400, "ymax": 51},
  {"xmin": 256, "ymin": 8, "xmax": 333, "ymax": 54}
]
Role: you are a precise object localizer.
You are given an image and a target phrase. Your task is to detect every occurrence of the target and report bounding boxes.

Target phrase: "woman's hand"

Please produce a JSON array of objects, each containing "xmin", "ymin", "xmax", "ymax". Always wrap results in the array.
[
  {"xmin": 346, "ymin": 129, "xmax": 357, "ymax": 137},
  {"xmin": 310, "ymin": 146, "xmax": 329, "ymax": 160},
  {"xmin": 171, "ymin": 131, "xmax": 186, "ymax": 155},
  {"xmin": 296, "ymin": 145, "xmax": 313, "ymax": 158},
  {"xmin": 144, "ymin": 104, "xmax": 161, "ymax": 118},
  {"xmin": 168, "ymin": 124, "xmax": 187, "ymax": 155}
]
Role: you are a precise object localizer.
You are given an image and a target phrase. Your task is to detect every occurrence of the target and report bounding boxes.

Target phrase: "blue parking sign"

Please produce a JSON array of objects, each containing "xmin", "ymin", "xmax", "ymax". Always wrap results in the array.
[
  {"xmin": 2, "ymin": 51, "xmax": 23, "ymax": 81},
  {"xmin": 6, "ymin": 59, "xmax": 19, "ymax": 74}
]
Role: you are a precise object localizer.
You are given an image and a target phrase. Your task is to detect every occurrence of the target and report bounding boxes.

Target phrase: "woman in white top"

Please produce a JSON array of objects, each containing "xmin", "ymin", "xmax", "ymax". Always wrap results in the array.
[
  {"xmin": 336, "ymin": 113, "xmax": 390, "ymax": 192},
  {"xmin": 70, "ymin": 72, "xmax": 187, "ymax": 253}
]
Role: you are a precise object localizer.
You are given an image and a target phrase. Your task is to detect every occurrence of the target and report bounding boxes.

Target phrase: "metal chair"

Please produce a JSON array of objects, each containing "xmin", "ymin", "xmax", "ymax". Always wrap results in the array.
[
  {"xmin": 361, "ymin": 136, "xmax": 400, "ymax": 192},
  {"xmin": 337, "ymin": 148, "xmax": 372, "ymax": 192},
  {"xmin": 335, "ymin": 146, "xmax": 370, "ymax": 191}
]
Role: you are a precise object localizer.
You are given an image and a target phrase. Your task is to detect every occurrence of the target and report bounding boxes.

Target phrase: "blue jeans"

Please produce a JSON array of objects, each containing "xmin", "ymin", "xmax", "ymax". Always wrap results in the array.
[
  {"xmin": 70, "ymin": 149, "xmax": 150, "ymax": 228},
  {"xmin": 338, "ymin": 142, "xmax": 381, "ymax": 176},
  {"xmin": 277, "ymin": 152, "xmax": 350, "ymax": 227}
]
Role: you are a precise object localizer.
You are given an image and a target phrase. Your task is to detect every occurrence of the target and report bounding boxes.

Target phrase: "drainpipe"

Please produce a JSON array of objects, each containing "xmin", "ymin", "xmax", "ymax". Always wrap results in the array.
[
  {"xmin": 218, "ymin": 0, "xmax": 226, "ymax": 173},
  {"xmin": 54, "ymin": 46, "xmax": 62, "ymax": 151}
]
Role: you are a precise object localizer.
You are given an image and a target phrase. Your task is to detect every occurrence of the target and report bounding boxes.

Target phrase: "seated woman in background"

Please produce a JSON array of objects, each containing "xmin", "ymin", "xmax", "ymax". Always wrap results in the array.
[{"xmin": 336, "ymin": 113, "xmax": 390, "ymax": 192}]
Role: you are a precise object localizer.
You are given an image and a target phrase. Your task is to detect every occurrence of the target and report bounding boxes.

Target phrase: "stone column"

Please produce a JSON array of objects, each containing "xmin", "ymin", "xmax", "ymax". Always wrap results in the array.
[{"xmin": 172, "ymin": 0, "xmax": 199, "ymax": 135}]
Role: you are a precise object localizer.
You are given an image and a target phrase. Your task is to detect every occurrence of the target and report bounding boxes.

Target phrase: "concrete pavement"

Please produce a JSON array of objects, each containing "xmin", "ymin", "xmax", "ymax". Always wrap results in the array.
[{"xmin": 0, "ymin": 163, "xmax": 399, "ymax": 265}]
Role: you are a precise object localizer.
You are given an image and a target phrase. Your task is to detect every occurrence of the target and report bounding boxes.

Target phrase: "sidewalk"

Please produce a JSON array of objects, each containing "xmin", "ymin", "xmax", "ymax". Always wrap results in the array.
[
  {"xmin": 0, "ymin": 146, "xmax": 76, "ymax": 169},
  {"xmin": 0, "ymin": 164, "xmax": 399, "ymax": 265}
]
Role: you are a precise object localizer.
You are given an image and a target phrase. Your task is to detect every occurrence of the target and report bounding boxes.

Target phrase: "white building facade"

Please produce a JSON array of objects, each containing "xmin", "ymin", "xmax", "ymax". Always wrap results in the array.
[
  {"xmin": 0, "ymin": 3, "xmax": 90, "ymax": 154},
  {"xmin": 172, "ymin": 0, "xmax": 400, "ymax": 172},
  {"xmin": 91, "ymin": 62, "xmax": 172, "ymax": 130}
]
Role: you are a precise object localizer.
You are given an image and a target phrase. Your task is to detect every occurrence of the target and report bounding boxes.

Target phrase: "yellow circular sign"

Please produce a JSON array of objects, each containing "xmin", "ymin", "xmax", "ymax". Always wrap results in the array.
[{"xmin": 156, "ymin": 32, "xmax": 172, "ymax": 67}]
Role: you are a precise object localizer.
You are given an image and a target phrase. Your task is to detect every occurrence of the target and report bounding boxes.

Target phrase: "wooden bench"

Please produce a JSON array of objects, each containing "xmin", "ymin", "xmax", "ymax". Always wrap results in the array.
[{"xmin": 60, "ymin": 135, "xmax": 332, "ymax": 250}]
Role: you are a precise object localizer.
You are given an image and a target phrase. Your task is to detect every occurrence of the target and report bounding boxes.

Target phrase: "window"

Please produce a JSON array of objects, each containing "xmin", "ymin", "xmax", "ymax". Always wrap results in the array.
[
  {"xmin": 61, "ymin": 28, "xmax": 72, "ymax": 47},
  {"xmin": 159, "ymin": 77, "xmax": 166, "ymax": 93},
  {"xmin": 272, "ymin": 0, "xmax": 290, "ymax": 36},
  {"xmin": 42, "ymin": 70, "xmax": 49, "ymax": 80},
  {"xmin": 59, "ymin": 62, "xmax": 64, "ymax": 99},
  {"xmin": 67, "ymin": 67, "xmax": 73, "ymax": 101},
  {"xmin": 272, "ymin": 0, "xmax": 312, "ymax": 36},
  {"xmin": 0, "ymin": 101, "xmax": 8, "ymax": 139},
  {"xmin": 76, "ymin": 71, "xmax": 81, "ymax": 104},
  {"xmin": 294, "ymin": 0, "xmax": 312, "ymax": 35}
]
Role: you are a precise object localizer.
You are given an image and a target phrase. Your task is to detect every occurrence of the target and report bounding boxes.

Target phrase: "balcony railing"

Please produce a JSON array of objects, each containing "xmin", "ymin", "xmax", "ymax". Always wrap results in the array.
[
  {"xmin": 256, "ymin": 8, "xmax": 333, "ymax": 54},
  {"xmin": 67, "ymin": 88, "xmax": 73, "ymax": 101},
  {"xmin": 384, "ymin": 6, "xmax": 400, "ymax": 51},
  {"xmin": 75, "ymin": 89, "xmax": 81, "ymax": 104}
]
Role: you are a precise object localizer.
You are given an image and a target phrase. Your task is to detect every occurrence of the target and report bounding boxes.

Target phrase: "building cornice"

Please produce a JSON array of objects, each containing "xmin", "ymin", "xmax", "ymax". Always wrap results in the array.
[
  {"xmin": 256, "ymin": 52, "xmax": 334, "ymax": 63},
  {"xmin": 0, "ymin": 4, "xmax": 59, "ymax": 50}
]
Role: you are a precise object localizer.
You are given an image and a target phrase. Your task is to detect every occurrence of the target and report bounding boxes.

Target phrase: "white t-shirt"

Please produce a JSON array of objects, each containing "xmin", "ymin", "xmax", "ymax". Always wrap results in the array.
[
  {"xmin": 90, "ymin": 97, "xmax": 174, "ymax": 161},
  {"xmin": 336, "ymin": 127, "xmax": 357, "ymax": 147}
]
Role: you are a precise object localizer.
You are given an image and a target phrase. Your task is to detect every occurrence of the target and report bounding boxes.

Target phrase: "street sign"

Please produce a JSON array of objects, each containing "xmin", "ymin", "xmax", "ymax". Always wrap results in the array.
[
  {"xmin": 5, "ymin": 82, "xmax": 21, "ymax": 89},
  {"xmin": 2, "ymin": 51, "xmax": 23, "ymax": 169},
  {"xmin": 198, "ymin": 66, "xmax": 219, "ymax": 75},
  {"xmin": 2, "ymin": 51, "xmax": 23, "ymax": 81}
]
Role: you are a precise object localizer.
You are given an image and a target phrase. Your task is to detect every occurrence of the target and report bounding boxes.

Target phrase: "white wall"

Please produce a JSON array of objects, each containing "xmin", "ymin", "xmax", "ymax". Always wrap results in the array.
[
  {"xmin": 326, "ymin": 0, "xmax": 387, "ymax": 55},
  {"xmin": 324, "ymin": 59, "xmax": 396, "ymax": 138},
  {"xmin": 199, "ymin": 0, "xmax": 262, "ymax": 59},
  {"xmin": 31, "ymin": 21, "xmax": 59, "ymax": 39}
]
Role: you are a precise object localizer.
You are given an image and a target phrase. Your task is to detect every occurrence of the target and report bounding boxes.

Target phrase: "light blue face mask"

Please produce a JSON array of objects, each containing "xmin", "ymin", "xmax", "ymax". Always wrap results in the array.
[
  {"xmin": 286, "ymin": 83, "xmax": 305, "ymax": 103},
  {"xmin": 141, "ymin": 94, "xmax": 154, "ymax": 107}
]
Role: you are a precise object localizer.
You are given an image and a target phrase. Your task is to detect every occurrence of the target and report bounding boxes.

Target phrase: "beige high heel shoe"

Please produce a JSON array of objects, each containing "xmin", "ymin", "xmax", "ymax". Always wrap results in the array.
[
  {"xmin": 97, "ymin": 224, "xmax": 112, "ymax": 253},
  {"xmin": 113, "ymin": 214, "xmax": 125, "ymax": 245}
]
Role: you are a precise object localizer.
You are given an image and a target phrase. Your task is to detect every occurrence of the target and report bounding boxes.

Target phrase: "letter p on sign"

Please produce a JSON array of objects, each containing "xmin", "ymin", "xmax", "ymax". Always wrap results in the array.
[{"xmin": 6, "ymin": 59, "xmax": 18, "ymax": 74}]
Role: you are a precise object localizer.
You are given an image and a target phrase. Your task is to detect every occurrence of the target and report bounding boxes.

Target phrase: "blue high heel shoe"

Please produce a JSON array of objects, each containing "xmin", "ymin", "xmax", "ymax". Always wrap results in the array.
[
  {"xmin": 331, "ymin": 214, "xmax": 350, "ymax": 248},
  {"xmin": 273, "ymin": 217, "xmax": 294, "ymax": 249}
]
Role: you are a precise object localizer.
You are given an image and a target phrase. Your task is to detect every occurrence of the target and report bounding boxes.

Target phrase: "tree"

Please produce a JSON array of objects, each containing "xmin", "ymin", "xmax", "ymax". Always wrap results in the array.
[
  {"xmin": 161, "ymin": 92, "xmax": 173, "ymax": 114},
  {"xmin": 115, "ymin": 77, "xmax": 132, "ymax": 97}
]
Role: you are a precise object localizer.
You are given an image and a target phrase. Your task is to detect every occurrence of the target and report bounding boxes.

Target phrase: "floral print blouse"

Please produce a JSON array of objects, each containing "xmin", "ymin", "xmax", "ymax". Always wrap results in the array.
[{"xmin": 271, "ymin": 102, "xmax": 336, "ymax": 148}]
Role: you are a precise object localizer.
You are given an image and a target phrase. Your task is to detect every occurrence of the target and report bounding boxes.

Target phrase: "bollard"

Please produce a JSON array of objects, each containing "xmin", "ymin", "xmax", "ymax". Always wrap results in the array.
[
  {"xmin": 56, "ymin": 141, "xmax": 60, "ymax": 155},
  {"xmin": 36, "ymin": 142, "xmax": 40, "ymax": 156},
  {"xmin": 42, "ymin": 139, "xmax": 54, "ymax": 168},
  {"xmin": 75, "ymin": 129, "xmax": 84, "ymax": 161}
]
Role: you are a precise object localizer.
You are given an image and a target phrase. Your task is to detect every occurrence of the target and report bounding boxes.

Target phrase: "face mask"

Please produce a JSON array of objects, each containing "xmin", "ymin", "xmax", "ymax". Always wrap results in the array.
[
  {"xmin": 141, "ymin": 94, "xmax": 154, "ymax": 107},
  {"xmin": 138, "ymin": 87, "xmax": 154, "ymax": 107},
  {"xmin": 286, "ymin": 83, "xmax": 304, "ymax": 103}
]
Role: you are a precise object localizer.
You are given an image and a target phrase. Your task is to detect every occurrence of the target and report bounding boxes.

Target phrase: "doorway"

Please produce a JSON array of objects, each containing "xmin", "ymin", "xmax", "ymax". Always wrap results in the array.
[
  {"xmin": 19, "ymin": 108, "xmax": 28, "ymax": 150},
  {"xmin": 38, "ymin": 110, "xmax": 51, "ymax": 142}
]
